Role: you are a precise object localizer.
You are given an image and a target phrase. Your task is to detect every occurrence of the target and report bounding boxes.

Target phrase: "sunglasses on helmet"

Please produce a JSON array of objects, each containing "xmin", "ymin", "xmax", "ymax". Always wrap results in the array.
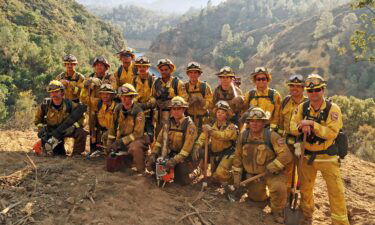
[
  {"xmin": 254, "ymin": 67, "xmax": 267, "ymax": 73},
  {"xmin": 288, "ymin": 74, "xmax": 304, "ymax": 83},
  {"xmin": 248, "ymin": 110, "xmax": 267, "ymax": 119}
]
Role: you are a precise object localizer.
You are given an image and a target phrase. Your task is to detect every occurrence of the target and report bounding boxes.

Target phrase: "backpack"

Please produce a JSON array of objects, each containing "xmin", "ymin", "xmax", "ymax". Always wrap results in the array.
[
  {"xmin": 113, "ymin": 103, "xmax": 142, "ymax": 134},
  {"xmin": 168, "ymin": 117, "xmax": 191, "ymax": 144},
  {"xmin": 302, "ymin": 100, "xmax": 348, "ymax": 160},
  {"xmin": 241, "ymin": 128, "xmax": 274, "ymax": 152},
  {"xmin": 41, "ymin": 98, "xmax": 72, "ymax": 124},
  {"xmin": 247, "ymin": 88, "xmax": 276, "ymax": 105},
  {"xmin": 117, "ymin": 65, "xmax": 138, "ymax": 79},
  {"xmin": 184, "ymin": 81, "xmax": 207, "ymax": 97},
  {"xmin": 154, "ymin": 77, "xmax": 179, "ymax": 100}
]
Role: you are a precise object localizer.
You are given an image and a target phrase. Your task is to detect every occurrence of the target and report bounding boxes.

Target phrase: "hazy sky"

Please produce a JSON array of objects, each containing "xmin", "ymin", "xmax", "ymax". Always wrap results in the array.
[{"xmin": 77, "ymin": 0, "xmax": 226, "ymax": 14}]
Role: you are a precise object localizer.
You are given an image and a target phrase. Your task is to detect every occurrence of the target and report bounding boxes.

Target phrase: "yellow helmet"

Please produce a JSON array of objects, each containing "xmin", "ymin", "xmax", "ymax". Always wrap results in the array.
[
  {"xmin": 135, "ymin": 56, "xmax": 151, "ymax": 66},
  {"xmin": 47, "ymin": 80, "xmax": 65, "ymax": 92},
  {"xmin": 251, "ymin": 66, "xmax": 272, "ymax": 82},
  {"xmin": 63, "ymin": 54, "xmax": 78, "ymax": 64},
  {"xmin": 117, "ymin": 47, "xmax": 135, "ymax": 59},
  {"xmin": 216, "ymin": 66, "xmax": 235, "ymax": 77},
  {"xmin": 169, "ymin": 96, "xmax": 189, "ymax": 108},
  {"xmin": 246, "ymin": 107, "xmax": 270, "ymax": 120},
  {"xmin": 186, "ymin": 62, "xmax": 202, "ymax": 73},
  {"xmin": 118, "ymin": 83, "xmax": 138, "ymax": 96},
  {"xmin": 305, "ymin": 74, "xmax": 326, "ymax": 90},
  {"xmin": 99, "ymin": 84, "xmax": 116, "ymax": 94},
  {"xmin": 157, "ymin": 58, "xmax": 176, "ymax": 73}
]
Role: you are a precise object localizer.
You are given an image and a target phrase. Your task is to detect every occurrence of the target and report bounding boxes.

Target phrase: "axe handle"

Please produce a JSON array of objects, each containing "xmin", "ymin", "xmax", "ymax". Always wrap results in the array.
[
  {"xmin": 240, "ymin": 172, "xmax": 267, "ymax": 187},
  {"xmin": 203, "ymin": 132, "xmax": 209, "ymax": 179}
]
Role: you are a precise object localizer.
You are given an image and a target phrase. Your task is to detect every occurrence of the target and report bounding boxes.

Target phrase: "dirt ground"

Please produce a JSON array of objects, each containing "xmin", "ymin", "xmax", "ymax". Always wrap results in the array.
[{"xmin": 0, "ymin": 130, "xmax": 374, "ymax": 225}]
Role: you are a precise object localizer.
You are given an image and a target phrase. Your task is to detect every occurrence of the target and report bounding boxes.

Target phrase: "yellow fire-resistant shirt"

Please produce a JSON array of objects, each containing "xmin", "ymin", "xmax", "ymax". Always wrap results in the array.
[
  {"xmin": 133, "ymin": 74, "xmax": 156, "ymax": 111},
  {"xmin": 233, "ymin": 129, "xmax": 292, "ymax": 174},
  {"xmin": 151, "ymin": 76, "xmax": 188, "ymax": 110},
  {"xmin": 112, "ymin": 62, "xmax": 136, "ymax": 90},
  {"xmin": 185, "ymin": 80, "xmax": 213, "ymax": 116},
  {"xmin": 290, "ymin": 99, "xmax": 343, "ymax": 153},
  {"xmin": 243, "ymin": 88, "xmax": 282, "ymax": 127},
  {"xmin": 195, "ymin": 121, "xmax": 238, "ymax": 153},
  {"xmin": 56, "ymin": 71, "xmax": 85, "ymax": 102},
  {"xmin": 279, "ymin": 95, "xmax": 308, "ymax": 135},
  {"xmin": 152, "ymin": 116, "xmax": 197, "ymax": 162}
]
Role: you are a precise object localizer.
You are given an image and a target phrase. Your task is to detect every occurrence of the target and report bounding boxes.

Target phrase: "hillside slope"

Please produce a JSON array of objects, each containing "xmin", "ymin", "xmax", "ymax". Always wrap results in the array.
[{"xmin": 0, "ymin": 130, "xmax": 374, "ymax": 225}]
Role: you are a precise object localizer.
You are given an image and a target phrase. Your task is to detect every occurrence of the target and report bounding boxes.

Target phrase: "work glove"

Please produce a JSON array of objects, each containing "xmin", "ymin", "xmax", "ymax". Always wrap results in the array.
[
  {"xmin": 83, "ymin": 79, "xmax": 91, "ymax": 88},
  {"xmin": 190, "ymin": 95, "xmax": 204, "ymax": 107},
  {"xmin": 191, "ymin": 145, "xmax": 202, "ymax": 162},
  {"xmin": 266, "ymin": 159, "xmax": 284, "ymax": 174},
  {"xmin": 202, "ymin": 124, "xmax": 212, "ymax": 134},
  {"xmin": 91, "ymin": 77, "xmax": 102, "ymax": 87},
  {"xmin": 233, "ymin": 171, "xmax": 242, "ymax": 189},
  {"xmin": 231, "ymin": 96, "xmax": 244, "ymax": 111},
  {"xmin": 294, "ymin": 142, "xmax": 302, "ymax": 157},
  {"xmin": 60, "ymin": 79, "xmax": 69, "ymax": 87},
  {"xmin": 165, "ymin": 158, "xmax": 177, "ymax": 168},
  {"xmin": 108, "ymin": 139, "xmax": 126, "ymax": 153},
  {"xmin": 146, "ymin": 153, "xmax": 157, "ymax": 171}
]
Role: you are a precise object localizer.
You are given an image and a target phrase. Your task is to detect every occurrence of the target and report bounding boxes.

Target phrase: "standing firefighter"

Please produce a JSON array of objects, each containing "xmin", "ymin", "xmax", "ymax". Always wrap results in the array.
[
  {"xmin": 34, "ymin": 80, "xmax": 87, "ymax": 155},
  {"xmin": 113, "ymin": 47, "xmax": 137, "ymax": 89},
  {"xmin": 279, "ymin": 74, "xmax": 308, "ymax": 192},
  {"xmin": 146, "ymin": 96, "xmax": 198, "ymax": 185},
  {"xmin": 184, "ymin": 62, "xmax": 213, "ymax": 134},
  {"xmin": 152, "ymin": 58, "xmax": 188, "ymax": 137},
  {"xmin": 192, "ymin": 101, "xmax": 238, "ymax": 185},
  {"xmin": 107, "ymin": 84, "xmax": 148, "ymax": 173},
  {"xmin": 56, "ymin": 54, "xmax": 85, "ymax": 103},
  {"xmin": 132, "ymin": 56, "xmax": 156, "ymax": 142},
  {"xmin": 81, "ymin": 84, "xmax": 117, "ymax": 154},
  {"xmin": 243, "ymin": 67, "xmax": 282, "ymax": 130},
  {"xmin": 233, "ymin": 107, "xmax": 292, "ymax": 224},
  {"xmin": 212, "ymin": 66, "xmax": 243, "ymax": 125},
  {"xmin": 290, "ymin": 74, "xmax": 349, "ymax": 225}
]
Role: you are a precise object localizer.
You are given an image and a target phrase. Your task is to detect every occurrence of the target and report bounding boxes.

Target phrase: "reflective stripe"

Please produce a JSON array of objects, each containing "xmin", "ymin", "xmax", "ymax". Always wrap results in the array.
[
  {"xmin": 273, "ymin": 159, "xmax": 284, "ymax": 169},
  {"xmin": 73, "ymin": 122, "xmax": 80, "ymax": 128},
  {"xmin": 306, "ymin": 155, "xmax": 339, "ymax": 163},
  {"xmin": 180, "ymin": 150, "xmax": 189, "ymax": 157},
  {"xmin": 331, "ymin": 213, "xmax": 349, "ymax": 222},
  {"xmin": 154, "ymin": 142, "xmax": 162, "ymax": 148},
  {"xmin": 37, "ymin": 123, "xmax": 44, "ymax": 128},
  {"xmin": 129, "ymin": 134, "xmax": 135, "ymax": 141},
  {"xmin": 108, "ymin": 135, "xmax": 116, "ymax": 139},
  {"xmin": 233, "ymin": 167, "xmax": 242, "ymax": 172}
]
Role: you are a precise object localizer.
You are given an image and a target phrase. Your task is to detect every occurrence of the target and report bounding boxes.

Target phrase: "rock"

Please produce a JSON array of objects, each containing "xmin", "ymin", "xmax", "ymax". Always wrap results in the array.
[{"xmin": 66, "ymin": 197, "xmax": 75, "ymax": 204}]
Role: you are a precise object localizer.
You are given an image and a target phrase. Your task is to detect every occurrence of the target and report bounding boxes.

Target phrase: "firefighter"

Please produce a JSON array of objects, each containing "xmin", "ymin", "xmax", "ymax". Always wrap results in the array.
[
  {"xmin": 146, "ymin": 96, "xmax": 198, "ymax": 185},
  {"xmin": 212, "ymin": 66, "xmax": 243, "ymax": 125},
  {"xmin": 233, "ymin": 107, "xmax": 292, "ymax": 224},
  {"xmin": 151, "ymin": 58, "xmax": 188, "ymax": 137},
  {"xmin": 34, "ymin": 80, "xmax": 87, "ymax": 155},
  {"xmin": 192, "ymin": 101, "xmax": 238, "ymax": 185},
  {"xmin": 80, "ymin": 56, "xmax": 115, "ymax": 104},
  {"xmin": 113, "ymin": 47, "xmax": 137, "ymax": 89},
  {"xmin": 290, "ymin": 74, "xmax": 349, "ymax": 225},
  {"xmin": 243, "ymin": 67, "xmax": 282, "ymax": 130},
  {"xmin": 132, "ymin": 56, "xmax": 156, "ymax": 142},
  {"xmin": 56, "ymin": 54, "xmax": 85, "ymax": 103},
  {"xmin": 184, "ymin": 62, "xmax": 213, "ymax": 134},
  {"xmin": 279, "ymin": 74, "xmax": 308, "ymax": 192},
  {"xmin": 107, "ymin": 83, "xmax": 148, "ymax": 173},
  {"xmin": 81, "ymin": 84, "xmax": 117, "ymax": 154}
]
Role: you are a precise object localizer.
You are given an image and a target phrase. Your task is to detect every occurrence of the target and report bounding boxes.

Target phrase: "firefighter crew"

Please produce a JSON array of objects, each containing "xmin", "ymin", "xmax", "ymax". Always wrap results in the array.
[
  {"xmin": 107, "ymin": 84, "xmax": 149, "ymax": 173},
  {"xmin": 243, "ymin": 67, "xmax": 282, "ymax": 130},
  {"xmin": 132, "ymin": 56, "xmax": 156, "ymax": 142},
  {"xmin": 146, "ymin": 96, "xmax": 198, "ymax": 185},
  {"xmin": 212, "ymin": 66, "xmax": 243, "ymax": 125},
  {"xmin": 80, "ymin": 56, "xmax": 114, "ymax": 104},
  {"xmin": 151, "ymin": 58, "xmax": 188, "ymax": 137},
  {"xmin": 56, "ymin": 54, "xmax": 85, "ymax": 103},
  {"xmin": 184, "ymin": 62, "xmax": 213, "ymax": 133},
  {"xmin": 80, "ymin": 84, "xmax": 117, "ymax": 154},
  {"xmin": 233, "ymin": 107, "xmax": 292, "ymax": 224},
  {"xmin": 113, "ymin": 47, "xmax": 137, "ymax": 89},
  {"xmin": 279, "ymin": 74, "xmax": 308, "ymax": 192},
  {"xmin": 192, "ymin": 101, "xmax": 238, "ymax": 185},
  {"xmin": 34, "ymin": 80, "xmax": 87, "ymax": 155},
  {"xmin": 290, "ymin": 74, "xmax": 349, "ymax": 225}
]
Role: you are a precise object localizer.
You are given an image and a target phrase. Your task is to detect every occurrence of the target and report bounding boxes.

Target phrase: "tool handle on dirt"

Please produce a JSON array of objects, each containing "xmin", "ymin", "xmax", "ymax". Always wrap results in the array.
[
  {"xmin": 203, "ymin": 131, "xmax": 209, "ymax": 179},
  {"xmin": 240, "ymin": 172, "xmax": 266, "ymax": 187},
  {"xmin": 161, "ymin": 123, "xmax": 169, "ymax": 158},
  {"xmin": 299, "ymin": 133, "xmax": 307, "ymax": 171},
  {"xmin": 88, "ymin": 87, "xmax": 93, "ymax": 153}
]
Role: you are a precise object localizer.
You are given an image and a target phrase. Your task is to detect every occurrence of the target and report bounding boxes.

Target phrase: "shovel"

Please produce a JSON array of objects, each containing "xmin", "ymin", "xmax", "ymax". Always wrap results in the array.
[
  {"xmin": 284, "ymin": 133, "xmax": 306, "ymax": 225},
  {"xmin": 226, "ymin": 172, "xmax": 267, "ymax": 202}
]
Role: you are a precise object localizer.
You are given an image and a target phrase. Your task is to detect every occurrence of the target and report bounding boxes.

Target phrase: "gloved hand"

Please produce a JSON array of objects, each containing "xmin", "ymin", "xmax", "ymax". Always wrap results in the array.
[
  {"xmin": 91, "ymin": 77, "xmax": 102, "ymax": 87},
  {"xmin": 233, "ymin": 171, "xmax": 242, "ymax": 189},
  {"xmin": 165, "ymin": 158, "xmax": 177, "ymax": 168},
  {"xmin": 191, "ymin": 145, "xmax": 202, "ymax": 162},
  {"xmin": 60, "ymin": 79, "xmax": 69, "ymax": 87},
  {"xmin": 146, "ymin": 153, "xmax": 157, "ymax": 171},
  {"xmin": 294, "ymin": 142, "xmax": 302, "ymax": 157},
  {"xmin": 202, "ymin": 124, "xmax": 212, "ymax": 134},
  {"xmin": 266, "ymin": 160, "xmax": 284, "ymax": 174},
  {"xmin": 83, "ymin": 79, "xmax": 91, "ymax": 88},
  {"xmin": 231, "ymin": 96, "xmax": 244, "ymax": 111},
  {"xmin": 64, "ymin": 125, "xmax": 76, "ymax": 136},
  {"xmin": 108, "ymin": 139, "xmax": 126, "ymax": 153},
  {"xmin": 190, "ymin": 95, "xmax": 204, "ymax": 107}
]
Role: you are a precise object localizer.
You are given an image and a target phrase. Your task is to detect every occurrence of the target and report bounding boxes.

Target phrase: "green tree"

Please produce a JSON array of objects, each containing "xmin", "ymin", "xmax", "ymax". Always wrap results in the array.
[{"xmin": 313, "ymin": 11, "xmax": 337, "ymax": 39}]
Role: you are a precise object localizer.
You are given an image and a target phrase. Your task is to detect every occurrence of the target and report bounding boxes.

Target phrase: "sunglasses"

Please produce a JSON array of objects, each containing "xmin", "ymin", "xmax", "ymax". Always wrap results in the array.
[
  {"xmin": 249, "ymin": 110, "xmax": 266, "ymax": 119},
  {"xmin": 307, "ymin": 88, "xmax": 323, "ymax": 93},
  {"xmin": 256, "ymin": 77, "xmax": 268, "ymax": 82}
]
